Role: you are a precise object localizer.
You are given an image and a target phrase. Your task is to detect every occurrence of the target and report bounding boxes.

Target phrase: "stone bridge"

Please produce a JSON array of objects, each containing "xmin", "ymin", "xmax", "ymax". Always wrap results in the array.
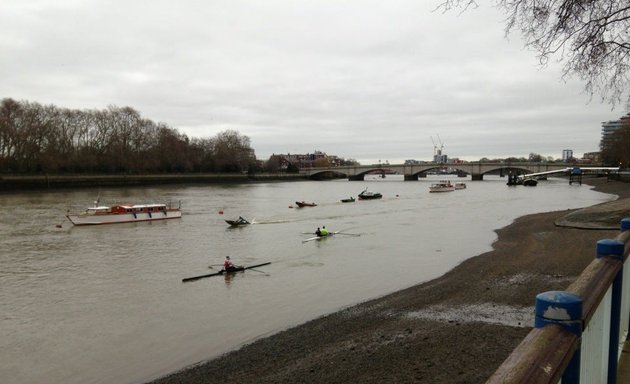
[{"xmin": 301, "ymin": 162, "xmax": 576, "ymax": 181}]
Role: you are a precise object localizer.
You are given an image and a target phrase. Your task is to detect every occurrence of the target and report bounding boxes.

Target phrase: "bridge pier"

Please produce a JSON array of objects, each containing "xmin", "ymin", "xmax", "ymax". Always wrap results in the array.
[
  {"xmin": 471, "ymin": 174, "xmax": 483, "ymax": 181},
  {"xmin": 348, "ymin": 175, "xmax": 364, "ymax": 181},
  {"xmin": 404, "ymin": 175, "xmax": 417, "ymax": 181}
]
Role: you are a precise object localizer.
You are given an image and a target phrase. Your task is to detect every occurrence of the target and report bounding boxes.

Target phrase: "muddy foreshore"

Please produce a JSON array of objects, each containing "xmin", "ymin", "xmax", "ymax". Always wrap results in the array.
[{"xmin": 148, "ymin": 177, "xmax": 629, "ymax": 384}]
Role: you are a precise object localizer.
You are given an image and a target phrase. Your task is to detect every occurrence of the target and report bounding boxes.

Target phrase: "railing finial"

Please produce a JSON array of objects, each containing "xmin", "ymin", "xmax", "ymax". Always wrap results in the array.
[{"xmin": 596, "ymin": 239, "xmax": 624, "ymax": 260}]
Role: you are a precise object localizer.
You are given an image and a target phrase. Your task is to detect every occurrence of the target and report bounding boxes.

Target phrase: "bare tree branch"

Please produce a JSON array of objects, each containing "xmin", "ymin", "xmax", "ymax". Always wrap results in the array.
[{"xmin": 438, "ymin": 0, "xmax": 630, "ymax": 107}]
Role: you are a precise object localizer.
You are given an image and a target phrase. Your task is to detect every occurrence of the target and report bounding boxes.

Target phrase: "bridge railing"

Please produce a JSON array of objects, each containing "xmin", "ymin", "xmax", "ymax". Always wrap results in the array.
[{"xmin": 487, "ymin": 218, "xmax": 630, "ymax": 384}]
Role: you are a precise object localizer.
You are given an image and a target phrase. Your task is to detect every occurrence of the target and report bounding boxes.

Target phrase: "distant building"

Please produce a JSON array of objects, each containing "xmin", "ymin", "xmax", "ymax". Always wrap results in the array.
[
  {"xmin": 582, "ymin": 152, "xmax": 601, "ymax": 163},
  {"xmin": 562, "ymin": 149, "xmax": 573, "ymax": 161},
  {"xmin": 433, "ymin": 153, "xmax": 447, "ymax": 164},
  {"xmin": 268, "ymin": 151, "xmax": 342, "ymax": 170},
  {"xmin": 601, "ymin": 113, "xmax": 630, "ymax": 151}
]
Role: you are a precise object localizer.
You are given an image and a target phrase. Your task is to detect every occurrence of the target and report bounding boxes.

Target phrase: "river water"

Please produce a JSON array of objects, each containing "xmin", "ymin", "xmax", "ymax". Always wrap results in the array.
[{"xmin": 0, "ymin": 176, "xmax": 616, "ymax": 384}]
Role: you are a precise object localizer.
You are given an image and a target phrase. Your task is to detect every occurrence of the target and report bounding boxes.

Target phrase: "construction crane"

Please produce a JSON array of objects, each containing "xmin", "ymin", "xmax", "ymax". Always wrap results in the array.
[
  {"xmin": 430, "ymin": 135, "xmax": 444, "ymax": 157},
  {"xmin": 430, "ymin": 135, "xmax": 446, "ymax": 164}
]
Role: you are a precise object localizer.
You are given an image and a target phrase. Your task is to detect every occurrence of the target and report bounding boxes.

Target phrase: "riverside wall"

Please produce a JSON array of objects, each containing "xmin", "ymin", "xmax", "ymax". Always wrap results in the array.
[{"xmin": 0, "ymin": 173, "xmax": 310, "ymax": 191}]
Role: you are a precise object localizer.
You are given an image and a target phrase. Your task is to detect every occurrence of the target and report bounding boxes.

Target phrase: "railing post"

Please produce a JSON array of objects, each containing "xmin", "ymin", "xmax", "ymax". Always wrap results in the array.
[
  {"xmin": 622, "ymin": 218, "xmax": 630, "ymax": 334},
  {"xmin": 596, "ymin": 239, "xmax": 625, "ymax": 384},
  {"xmin": 535, "ymin": 291, "xmax": 583, "ymax": 384}
]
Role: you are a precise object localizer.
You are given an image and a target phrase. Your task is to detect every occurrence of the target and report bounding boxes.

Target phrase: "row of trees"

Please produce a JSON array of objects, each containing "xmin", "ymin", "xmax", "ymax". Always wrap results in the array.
[{"xmin": 0, "ymin": 98, "xmax": 256, "ymax": 174}]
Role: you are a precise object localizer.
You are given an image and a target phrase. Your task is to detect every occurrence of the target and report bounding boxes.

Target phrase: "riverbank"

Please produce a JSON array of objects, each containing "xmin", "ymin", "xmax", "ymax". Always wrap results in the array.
[
  {"xmin": 149, "ymin": 177, "xmax": 629, "ymax": 384},
  {"xmin": 0, "ymin": 173, "xmax": 309, "ymax": 191}
]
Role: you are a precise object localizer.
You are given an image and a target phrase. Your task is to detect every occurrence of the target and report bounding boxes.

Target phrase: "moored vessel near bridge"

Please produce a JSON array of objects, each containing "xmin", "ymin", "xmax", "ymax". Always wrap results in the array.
[
  {"xmin": 454, "ymin": 182, "xmax": 466, "ymax": 190},
  {"xmin": 429, "ymin": 181, "xmax": 455, "ymax": 193},
  {"xmin": 358, "ymin": 189, "xmax": 382, "ymax": 200}
]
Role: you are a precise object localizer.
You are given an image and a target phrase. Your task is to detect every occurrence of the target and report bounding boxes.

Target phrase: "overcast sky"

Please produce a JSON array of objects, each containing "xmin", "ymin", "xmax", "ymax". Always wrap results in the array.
[{"xmin": 1, "ymin": 1, "xmax": 625, "ymax": 164}]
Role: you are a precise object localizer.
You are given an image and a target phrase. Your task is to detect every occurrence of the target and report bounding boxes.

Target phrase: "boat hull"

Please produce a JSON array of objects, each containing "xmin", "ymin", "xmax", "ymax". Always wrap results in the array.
[
  {"xmin": 66, "ymin": 210, "xmax": 182, "ymax": 225},
  {"xmin": 429, "ymin": 187, "xmax": 455, "ymax": 192},
  {"xmin": 523, "ymin": 179, "xmax": 538, "ymax": 186},
  {"xmin": 358, "ymin": 194, "xmax": 382, "ymax": 200},
  {"xmin": 225, "ymin": 220, "xmax": 249, "ymax": 227}
]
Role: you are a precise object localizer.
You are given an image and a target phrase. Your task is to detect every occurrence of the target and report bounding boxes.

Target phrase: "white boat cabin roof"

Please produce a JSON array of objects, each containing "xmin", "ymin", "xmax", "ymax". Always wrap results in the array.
[
  {"xmin": 86, "ymin": 203, "xmax": 167, "ymax": 212},
  {"xmin": 118, "ymin": 204, "xmax": 167, "ymax": 209}
]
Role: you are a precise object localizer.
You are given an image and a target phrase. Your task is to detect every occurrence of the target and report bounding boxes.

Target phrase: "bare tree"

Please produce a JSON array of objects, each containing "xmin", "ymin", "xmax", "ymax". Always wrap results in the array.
[
  {"xmin": 437, "ymin": 0, "xmax": 630, "ymax": 107},
  {"xmin": 212, "ymin": 130, "xmax": 256, "ymax": 173}
]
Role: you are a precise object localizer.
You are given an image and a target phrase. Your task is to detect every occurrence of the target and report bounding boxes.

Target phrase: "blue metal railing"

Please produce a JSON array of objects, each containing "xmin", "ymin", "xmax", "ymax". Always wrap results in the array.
[{"xmin": 487, "ymin": 218, "xmax": 630, "ymax": 383}]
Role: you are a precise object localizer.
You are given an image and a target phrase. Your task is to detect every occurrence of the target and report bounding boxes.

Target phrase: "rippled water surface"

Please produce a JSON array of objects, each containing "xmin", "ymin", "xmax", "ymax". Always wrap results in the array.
[{"xmin": 0, "ymin": 176, "xmax": 615, "ymax": 384}]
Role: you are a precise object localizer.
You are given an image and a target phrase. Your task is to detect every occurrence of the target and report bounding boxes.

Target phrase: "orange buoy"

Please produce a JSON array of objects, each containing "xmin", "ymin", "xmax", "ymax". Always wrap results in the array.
[{"xmin": 218, "ymin": 210, "xmax": 224, "ymax": 214}]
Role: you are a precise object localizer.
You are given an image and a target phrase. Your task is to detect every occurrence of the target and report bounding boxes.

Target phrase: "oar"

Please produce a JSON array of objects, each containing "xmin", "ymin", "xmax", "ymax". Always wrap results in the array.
[
  {"xmin": 302, "ymin": 232, "xmax": 335, "ymax": 243},
  {"xmin": 247, "ymin": 268, "xmax": 270, "ymax": 276},
  {"xmin": 183, "ymin": 270, "xmax": 225, "ymax": 282}
]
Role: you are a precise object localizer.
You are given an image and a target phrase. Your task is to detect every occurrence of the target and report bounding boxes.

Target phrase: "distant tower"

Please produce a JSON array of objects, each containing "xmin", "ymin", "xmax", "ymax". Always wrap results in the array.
[{"xmin": 562, "ymin": 149, "xmax": 573, "ymax": 161}]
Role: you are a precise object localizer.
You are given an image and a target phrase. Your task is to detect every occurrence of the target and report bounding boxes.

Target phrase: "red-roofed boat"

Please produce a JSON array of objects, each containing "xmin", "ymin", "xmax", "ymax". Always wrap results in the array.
[{"xmin": 66, "ymin": 201, "xmax": 182, "ymax": 225}]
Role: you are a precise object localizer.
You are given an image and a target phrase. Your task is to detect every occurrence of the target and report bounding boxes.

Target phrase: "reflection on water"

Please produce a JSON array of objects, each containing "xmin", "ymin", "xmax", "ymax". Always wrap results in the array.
[{"xmin": 0, "ymin": 177, "xmax": 614, "ymax": 384}]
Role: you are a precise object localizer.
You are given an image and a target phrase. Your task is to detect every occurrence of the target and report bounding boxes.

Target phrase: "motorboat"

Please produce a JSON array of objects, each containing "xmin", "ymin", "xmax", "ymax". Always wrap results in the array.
[
  {"xmin": 358, "ymin": 189, "xmax": 382, "ymax": 200},
  {"xmin": 429, "ymin": 181, "xmax": 455, "ymax": 193},
  {"xmin": 225, "ymin": 216, "xmax": 250, "ymax": 226},
  {"xmin": 523, "ymin": 179, "xmax": 538, "ymax": 186},
  {"xmin": 295, "ymin": 201, "xmax": 317, "ymax": 207}
]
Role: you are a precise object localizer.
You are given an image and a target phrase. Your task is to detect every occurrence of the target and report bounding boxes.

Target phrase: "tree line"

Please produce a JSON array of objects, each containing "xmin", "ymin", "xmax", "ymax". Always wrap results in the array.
[{"xmin": 0, "ymin": 98, "xmax": 256, "ymax": 174}]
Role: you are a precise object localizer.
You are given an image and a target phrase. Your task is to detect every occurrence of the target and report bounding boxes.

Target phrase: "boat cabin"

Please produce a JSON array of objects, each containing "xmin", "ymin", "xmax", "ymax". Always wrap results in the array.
[{"xmin": 86, "ymin": 204, "xmax": 168, "ymax": 215}]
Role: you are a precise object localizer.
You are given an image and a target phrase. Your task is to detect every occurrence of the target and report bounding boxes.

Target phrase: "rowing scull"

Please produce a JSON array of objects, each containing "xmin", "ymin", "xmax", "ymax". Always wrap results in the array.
[
  {"xmin": 302, "ymin": 231, "xmax": 339, "ymax": 243},
  {"xmin": 182, "ymin": 262, "xmax": 271, "ymax": 282}
]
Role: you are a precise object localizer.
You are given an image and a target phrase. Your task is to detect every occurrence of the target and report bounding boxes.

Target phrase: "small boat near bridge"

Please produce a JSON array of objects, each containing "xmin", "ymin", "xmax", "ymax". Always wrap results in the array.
[
  {"xmin": 358, "ymin": 189, "xmax": 382, "ymax": 200},
  {"xmin": 429, "ymin": 181, "xmax": 455, "ymax": 193}
]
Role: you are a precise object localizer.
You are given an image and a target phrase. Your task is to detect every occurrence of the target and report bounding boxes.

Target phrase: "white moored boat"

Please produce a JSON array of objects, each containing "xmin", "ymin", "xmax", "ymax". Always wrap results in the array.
[
  {"xmin": 429, "ymin": 180, "xmax": 455, "ymax": 193},
  {"xmin": 454, "ymin": 182, "xmax": 467, "ymax": 190},
  {"xmin": 66, "ymin": 201, "xmax": 182, "ymax": 225}
]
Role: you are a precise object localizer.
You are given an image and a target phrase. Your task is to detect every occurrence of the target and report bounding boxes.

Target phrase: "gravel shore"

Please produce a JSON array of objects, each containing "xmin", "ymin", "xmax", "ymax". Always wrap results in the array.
[{"xmin": 149, "ymin": 177, "xmax": 630, "ymax": 384}]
